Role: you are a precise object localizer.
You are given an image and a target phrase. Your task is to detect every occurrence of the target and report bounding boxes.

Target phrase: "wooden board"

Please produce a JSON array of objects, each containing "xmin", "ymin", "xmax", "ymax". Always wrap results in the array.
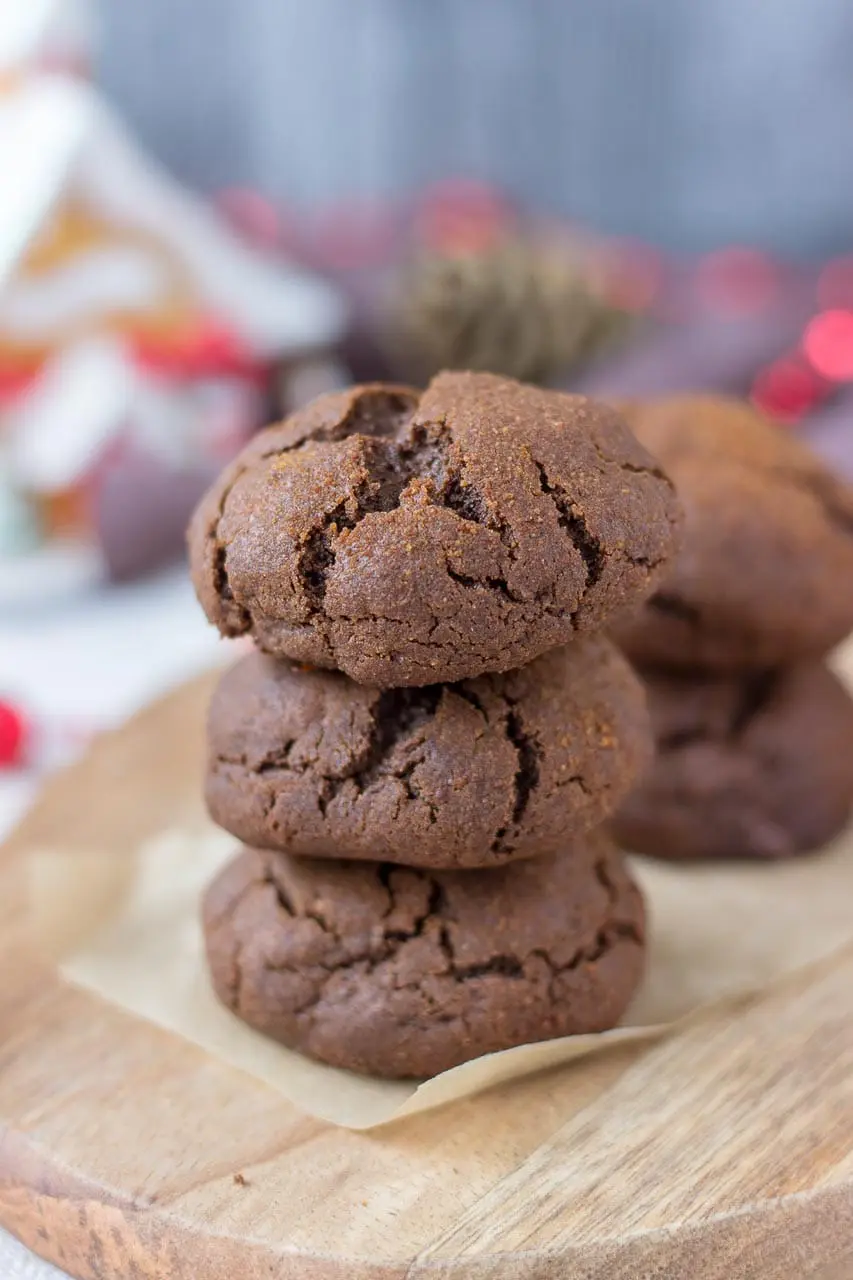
[{"xmin": 0, "ymin": 674, "xmax": 852, "ymax": 1280}]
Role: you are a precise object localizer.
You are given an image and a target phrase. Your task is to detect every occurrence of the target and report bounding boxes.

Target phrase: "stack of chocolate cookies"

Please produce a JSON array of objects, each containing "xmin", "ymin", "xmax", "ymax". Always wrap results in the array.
[
  {"xmin": 188, "ymin": 372, "xmax": 680, "ymax": 1078},
  {"xmin": 614, "ymin": 395, "xmax": 853, "ymax": 862}
]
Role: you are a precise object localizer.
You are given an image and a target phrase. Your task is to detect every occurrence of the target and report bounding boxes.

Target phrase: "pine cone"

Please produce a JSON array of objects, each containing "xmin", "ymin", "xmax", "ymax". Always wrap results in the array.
[{"xmin": 385, "ymin": 238, "xmax": 631, "ymax": 385}]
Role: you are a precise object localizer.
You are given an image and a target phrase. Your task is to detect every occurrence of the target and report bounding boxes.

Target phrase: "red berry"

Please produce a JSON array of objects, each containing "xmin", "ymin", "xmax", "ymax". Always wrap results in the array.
[{"xmin": 0, "ymin": 700, "xmax": 26, "ymax": 768}]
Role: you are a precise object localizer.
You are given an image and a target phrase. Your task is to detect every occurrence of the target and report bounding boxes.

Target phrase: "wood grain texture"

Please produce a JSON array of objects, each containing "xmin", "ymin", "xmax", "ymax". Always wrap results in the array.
[{"xmin": 1, "ymin": 675, "xmax": 851, "ymax": 1280}]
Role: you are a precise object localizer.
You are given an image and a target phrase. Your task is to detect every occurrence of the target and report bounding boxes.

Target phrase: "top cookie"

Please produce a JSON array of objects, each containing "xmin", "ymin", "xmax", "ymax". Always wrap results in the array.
[
  {"xmin": 614, "ymin": 395, "xmax": 853, "ymax": 671},
  {"xmin": 189, "ymin": 372, "xmax": 680, "ymax": 686}
]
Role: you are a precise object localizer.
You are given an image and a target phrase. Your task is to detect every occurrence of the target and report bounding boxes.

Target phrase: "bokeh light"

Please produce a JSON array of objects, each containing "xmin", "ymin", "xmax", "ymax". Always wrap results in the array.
[
  {"xmin": 414, "ymin": 180, "xmax": 514, "ymax": 255},
  {"xmin": 803, "ymin": 309, "xmax": 853, "ymax": 381},
  {"xmin": 696, "ymin": 246, "xmax": 780, "ymax": 313},
  {"xmin": 750, "ymin": 356, "xmax": 824, "ymax": 421}
]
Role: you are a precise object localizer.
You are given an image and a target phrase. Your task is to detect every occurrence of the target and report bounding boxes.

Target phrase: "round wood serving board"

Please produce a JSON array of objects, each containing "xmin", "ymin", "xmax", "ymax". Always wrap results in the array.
[{"xmin": 0, "ymin": 674, "xmax": 851, "ymax": 1280}]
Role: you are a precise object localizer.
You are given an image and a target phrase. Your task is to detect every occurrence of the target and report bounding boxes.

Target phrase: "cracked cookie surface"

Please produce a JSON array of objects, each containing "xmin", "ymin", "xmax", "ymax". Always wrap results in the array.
[
  {"xmin": 202, "ymin": 834, "xmax": 645, "ymax": 1078},
  {"xmin": 188, "ymin": 371, "xmax": 680, "ymax": 686},
  {"xmin": 613, "ymin": 660, "xmax": 853, "ymax": 861},
  {"xmin": 206, "ymin": 637, "xmax": 651, "ymax": 869},
  {"xmin": 612, "ymin": 395, "xmax": 853, "ymax": 670}
]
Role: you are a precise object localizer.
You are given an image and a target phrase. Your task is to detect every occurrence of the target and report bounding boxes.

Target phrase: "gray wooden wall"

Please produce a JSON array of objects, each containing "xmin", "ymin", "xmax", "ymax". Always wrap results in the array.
[{"xmin": 100, "ymin": 0, "xmax": 853, "ymax": 256}]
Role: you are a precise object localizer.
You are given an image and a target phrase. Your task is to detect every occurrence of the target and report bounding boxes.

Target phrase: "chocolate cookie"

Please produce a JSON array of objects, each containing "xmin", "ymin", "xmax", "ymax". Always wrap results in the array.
[
  {"xmin": 189, "ymin": 372, "xmax": 680, "ymax": 686},
  {"xmin": 206, "ymin": 637, "xmax": 650, "ymax": 869},
  {"xmin": 613, "ymin": 661, "xmax": 853, "ymax": 861},
  {"xmin": 202, "ymin": 834, "xmax": 645, "ymax": 1078},
  {"xmin": 614, "ymin": 395, "xmax": 853, "ymax": 670}
]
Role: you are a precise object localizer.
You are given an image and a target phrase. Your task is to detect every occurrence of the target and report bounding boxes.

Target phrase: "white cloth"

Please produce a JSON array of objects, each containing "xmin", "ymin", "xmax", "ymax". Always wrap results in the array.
[{"xmin": 0, "ymin": 566, "xmax": 225, "ymax": 1279}]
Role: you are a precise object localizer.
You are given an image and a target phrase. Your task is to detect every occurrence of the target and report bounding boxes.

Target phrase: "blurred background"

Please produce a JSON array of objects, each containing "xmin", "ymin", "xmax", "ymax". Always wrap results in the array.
[
  {"xmin": 2, "ymin": 0, "xmax": 853, "ymax": 832},
  {"xmin": 101, "ymin": 0, "xmax": 853, "ymax": 257}
]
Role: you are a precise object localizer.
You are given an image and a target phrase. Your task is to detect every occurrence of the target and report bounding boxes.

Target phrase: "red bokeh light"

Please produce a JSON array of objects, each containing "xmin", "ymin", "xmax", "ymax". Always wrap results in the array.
[
  {"xmin": 414, "ymin": 180, "xmax": 515, "ymax": 256},
  {"xmin": 310, "ymin": 202, "xmax": 400, "ymax": 272},
  {"xmin": 696, "ymin": 246, "xmax": 780, "ymax": 314},
  {"xmin": 133, "ymin": 317, "xmax": 260, "ymax": 380},
  {"xmin": 0, "ymin": 700, "xmax": 27, "ymax": 769},
  {"xmin": 803, "ymin": 309, "xmax": 853, "ymax": 381},
  {"xmin": 750, "ymin": 357, "xmax": 824, "ymax": 422},
  {"xmin": 0, "ymin": 366, "xmax": 36, "ymax": 404}
]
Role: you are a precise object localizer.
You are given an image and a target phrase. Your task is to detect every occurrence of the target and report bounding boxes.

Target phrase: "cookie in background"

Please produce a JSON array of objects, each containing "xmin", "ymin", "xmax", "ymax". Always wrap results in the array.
[{"xmin": 613, "ymin": 393, "xmax": 853, "ymax": 862}]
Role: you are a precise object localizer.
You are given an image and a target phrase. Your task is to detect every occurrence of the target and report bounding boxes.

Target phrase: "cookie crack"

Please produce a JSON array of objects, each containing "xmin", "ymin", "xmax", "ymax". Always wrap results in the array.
[
  {"xmin": 631, "ymin": 552, "xmax": 669, "ymax": 572},
  {"xmin": 376, "ymin": 862, "xmax": 441, "ymax": 930},
  {"xmin": 211, "ymin": 393, "xmax": 416, "ymax": 623},
  {"xmin": 253, "ymin": 857, "xmax": 641, "ymax": 1022},
  {"xmin": 255, "ymin": 741, "xmax": 297, "ymax": 774},
  {"xmin": 533, "ymin": 458, "xmax": 603, "ymax": 591},
  {"xmin": 583, "ymin": 429, "xmax": 676, "ymax": 490},
  {"xmin": 593, "ymin": 856, "xmax": 644, "ymax": 946},
  {"xmin": 297, "ymin": 420, "xmax": 494, "ymax": 610},
  {"xmin": 284, "ymin": 388, "xmax": 421, "ymax": 454},
  {"xmin": 556, "ymin": 921, "xmax": 644, "ymax": 976},
  {"xmin": 445, "ymin": 562, "xmax": 520, "ymax": 604},
  {"xmin": 492, "ymin": 706, "xmax": 541, "ymax": 854},
  {"xmin": 442, "ymin": 473, "xmax": 488, "ymax": 524},
  {"xmin": 506, "ymin": 709, "xmax": 540, "ymax": 827},
  {"xmin": 231, "ymin": 937, "xmax": 247, "ymax": 1011},
  {"xmin": 436, "ymin": 926, "xmax": 639, "ymax": 993},
  {"xmin": 390, "ymin": 415, "xmax": 521, "ymax": 566},
  {"xmin": 218, "ymin": 690, "xmax": 443, "ymax": 826},
  {"xmin": 211, "ymin": 469, "xmax": 251, "ymax": 631},
  {"xmin": 618, "ymin": 457, "xmax": 675, "ymax": 488},
  {"xmin": 290, "ymin": 871, "xmax": 451, "ymax": 1012},
  {"xmin": 336, "ymin": 387, "xmax": 417, "ymax": 440},
  {"xmin": 348, "ymin": 687, "xmax": 443, "ymax": 793},
  {"xmin": 554, "ymin": 772, "xmax": 593, "ymax": 795},
  {"xmin": 299, "ymin": 517, "xmax": 341, "ymax": 609},
  {"xmin": 436, "ymin": 914, "xmax": 527, "ymax": 982},
  {"xmin": 377, "ymin": 863, "xmax": 396, "ymax": 918},
  {"xmin": 298, "ymin": 445, "xmax": 412, "ymax": 608},
  {"xmin": 659, "ymin": 670, "xmax": 781, "ymax": 753},
  {"xmin": 727, "ymin": 670, "xmax": 779, "ymax": 739},
  {"xmin": 264, "ymin": 866, "xmax": 333, "ymax": 935},
  {"xmin": 394, "ymin": 757, "xmax": 439, "ymax": 823},
  {"xmin": 647, "ymin": 591, "xmax": 702, "ymax": 626},
  {"xmin": 772, "ymin": 466, "xmax": 853, "ymax": 541},
  {"xmin": 267, "ymin": 863, "xmax": 446, "ymax": 964},
  {"xmin": 217, "ymin": 689, "xmax": 447, "ymax": 822},
  {"xmin": 594, "ymin": 854, "xmax": 620, "ymax": 906},
  {"xmin": 452, "ymin": 685, "xmax": 489, "ymax": 720},
  {"xmin": 659, "ymin": 727, "xmax": 704, "ymax": 753},
  {"xmin": 817, "ymin": 494, "xmax": 853, "ymax": 540}
]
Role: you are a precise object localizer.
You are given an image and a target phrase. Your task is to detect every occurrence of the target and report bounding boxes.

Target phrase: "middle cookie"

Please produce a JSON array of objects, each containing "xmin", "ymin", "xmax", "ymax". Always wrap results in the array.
[{"xmin": 206, "ymin": 635, "xmax": 651, "ymax": 869}]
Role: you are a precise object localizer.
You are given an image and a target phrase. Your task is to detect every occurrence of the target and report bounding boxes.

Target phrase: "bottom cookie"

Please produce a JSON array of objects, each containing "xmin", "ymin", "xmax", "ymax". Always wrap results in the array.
[
  {"xmin": 613, "ymin": 661, "xmax": 853, "ymax": 861},
  {"xmin": 202, "ymin": 834, "xmax": 645, "ymax": 1079}
]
